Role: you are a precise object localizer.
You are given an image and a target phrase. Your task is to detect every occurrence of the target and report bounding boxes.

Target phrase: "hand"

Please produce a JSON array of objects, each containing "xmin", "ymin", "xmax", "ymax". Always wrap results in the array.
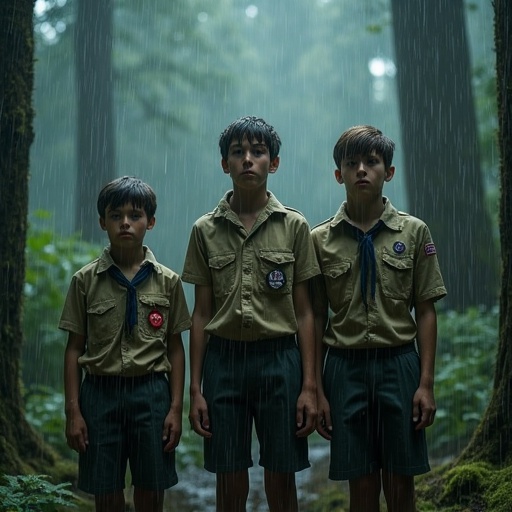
[
  {"xmin": 412, "ymin": 385, "xmax": 436, "ymax": 430},
  {"xmin": 65, "ymin": 410, "xmax": 89, "ymax": 453},
  {"xmin": 189, "ymin": 392, "xmax": 212, "ymax": 438},
  {"xmin": 296, "ymin": 388, "xmax": 317, "ymax": 437},
  {"xmin": 162, "ymin": 408, "xmax": 182, "ymax": 452},
  {"xmin": 316, "ymin": 392, "xmax": 332, "ymax": 440}
]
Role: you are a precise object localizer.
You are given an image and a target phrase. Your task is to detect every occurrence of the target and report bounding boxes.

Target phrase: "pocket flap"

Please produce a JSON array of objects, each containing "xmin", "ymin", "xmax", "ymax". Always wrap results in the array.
[
  {"xmin": 208, "ymin": 253, "xmax": 236, "ymax": 270},
  {"xmin": 382, "ymin": 252, "xmax": 414, "ymax": 271},
  {"xmin": 87, "ymin": 299, "xmax": 117, "ymax": 316},
  {"xmin": 139, "ymin": 294, "xmax": 170, "ymax": 308},
  {"xmin": 259, "ymin": 250, "xmax": 295, "ymax": 265},
  {"xmin": 323, "ymin": 261, "xmax": 351, "ymax": 279}
]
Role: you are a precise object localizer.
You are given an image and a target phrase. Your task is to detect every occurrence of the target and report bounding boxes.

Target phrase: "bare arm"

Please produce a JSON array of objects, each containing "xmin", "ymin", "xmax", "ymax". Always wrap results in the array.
[
  {"xmin": 293, "ymin": 280, "xmax": 317, "ymax": 437},
  {"xmin": 413, "ymin": 299, "xmax": 438, "ymax": 430},
  {"xmin": 63, "ymin": 332, "xmax": 88, "ymax": 452},
  {"xmin": 188, "ymin": 284, "xmax": 213, "ymax": 438},
  {"xmin": 163, "ymin": 331, "xmax": 185, "ymax": 452}
]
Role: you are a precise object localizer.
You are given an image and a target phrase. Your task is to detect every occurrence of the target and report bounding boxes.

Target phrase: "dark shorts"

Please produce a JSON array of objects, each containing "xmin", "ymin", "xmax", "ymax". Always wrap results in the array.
[
  {"xmin": 324, "ymin": 343, "xmax": 430, "ymax": 481},
  {"xmin": 78, "ymin": 373, "xmax": 178, "ymax": 495},
  {"xmin": 202, "ymin": 335, "xmax": 310, "ymax": 474}
]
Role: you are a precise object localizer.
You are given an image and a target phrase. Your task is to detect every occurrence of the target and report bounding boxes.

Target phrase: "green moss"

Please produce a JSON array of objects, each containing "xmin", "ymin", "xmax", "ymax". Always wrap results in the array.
[{"xmin": 441, "ymin": 462, "xmax": 492, "ymax": 504}]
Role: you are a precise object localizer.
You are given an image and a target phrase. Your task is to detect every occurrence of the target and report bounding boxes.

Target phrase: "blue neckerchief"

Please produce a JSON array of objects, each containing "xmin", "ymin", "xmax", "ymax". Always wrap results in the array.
[
  {"xmin": 107, "ymin": 263, "xmax": 153, "ymax": 333},
  {"xmin": 352, "ymin": 220, "xmax": 384, "ymax": 309}
]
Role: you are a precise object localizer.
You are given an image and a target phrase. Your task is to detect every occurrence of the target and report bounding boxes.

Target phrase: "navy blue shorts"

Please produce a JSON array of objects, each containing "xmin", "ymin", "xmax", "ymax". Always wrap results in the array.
[
  {"xmin": 78, "ymin": 373, "xmax": 178, "ymax": 494},
  {"xmin": 324, "ymin": 343, "xmax": 430, "ymax": 480},
  {"xmin": 202, "ymin": 335, "xmax": 310, "ymax": 474}
]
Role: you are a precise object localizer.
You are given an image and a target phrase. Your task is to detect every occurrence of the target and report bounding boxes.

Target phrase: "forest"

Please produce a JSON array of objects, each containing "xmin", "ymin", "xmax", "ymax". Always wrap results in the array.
[{"xmin": 0, "ymin": 0, "xmax": 511, "ymax": 510}]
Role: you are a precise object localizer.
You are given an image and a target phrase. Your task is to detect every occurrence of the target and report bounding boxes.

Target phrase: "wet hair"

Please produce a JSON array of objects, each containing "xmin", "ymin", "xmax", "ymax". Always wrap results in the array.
[
  {"xmin": 219, "ymin": 116, "xmax": 282, "ymax": 160},
  {"xmin": 333, "ymin": 125, "xmax": 395, "ymax": 170},
  {"xmin": 97, "ymin": 176, "xmax": 157, "ymax": 219}
]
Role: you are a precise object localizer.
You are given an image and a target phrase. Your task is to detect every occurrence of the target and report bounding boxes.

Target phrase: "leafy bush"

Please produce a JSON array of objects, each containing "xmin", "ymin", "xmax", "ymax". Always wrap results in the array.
[
  {"xmin": 428, "ymin": 306, "xmax": 498, "ymax": 459},
  {"xmin": 24, "ymin": 386, "xmax": 70, "ymax": 459},
  {"xmin": 0, "ymin": 474, "xmax": 76, "ymax": 511},
  {"xmin": 23, "ymin": 211, "xmax": 100, "ymax": 389}
]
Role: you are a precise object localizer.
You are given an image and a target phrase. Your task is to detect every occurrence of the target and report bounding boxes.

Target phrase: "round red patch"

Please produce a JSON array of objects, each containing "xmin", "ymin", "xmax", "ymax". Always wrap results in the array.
[{"xmin": 148, "ymin": 310, "xmax": 164, "ymax": 329}]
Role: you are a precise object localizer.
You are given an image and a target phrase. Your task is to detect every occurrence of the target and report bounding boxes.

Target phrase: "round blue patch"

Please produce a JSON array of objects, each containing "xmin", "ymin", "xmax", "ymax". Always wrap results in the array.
[
  {"xmin": 266, "ymin": 269, "xmax": 286, "ymax": 290},
  {"xmin": 393, "ymin": 241, "xmax": 406, "ymax": 254}
]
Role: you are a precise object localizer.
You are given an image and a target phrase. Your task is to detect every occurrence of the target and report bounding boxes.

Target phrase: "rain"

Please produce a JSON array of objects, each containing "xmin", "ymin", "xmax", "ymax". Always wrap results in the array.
[{"xmin": 0, "ymin": 0, "xmax": 505, "ymax": 510}]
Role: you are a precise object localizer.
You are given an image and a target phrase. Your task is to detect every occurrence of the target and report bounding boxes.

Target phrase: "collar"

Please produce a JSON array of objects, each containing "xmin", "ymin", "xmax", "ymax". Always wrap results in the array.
[
  {"xmin": 213, "ymin": 190, "xmax": 288, "ymax": 220},
  {"xmin": 330, "ymin": 197, "xmax": 404, "ymax": 232},
  {"xmin": 96, "ymin": 246, "xmax": 160, "ymax": 274}
]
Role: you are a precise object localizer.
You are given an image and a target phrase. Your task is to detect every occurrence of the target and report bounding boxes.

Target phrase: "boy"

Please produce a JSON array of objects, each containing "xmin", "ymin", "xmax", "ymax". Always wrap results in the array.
[
  {"xmin": 60, "ymin": 176, "xmax": 191, "ymax": 512},
  {"xmin": 182, "ymin": 116, "xmax": 320, "ymax": 512},
  {"xmin": 312, "ymin": 125, "xmax": 447, "ymax": 512}
]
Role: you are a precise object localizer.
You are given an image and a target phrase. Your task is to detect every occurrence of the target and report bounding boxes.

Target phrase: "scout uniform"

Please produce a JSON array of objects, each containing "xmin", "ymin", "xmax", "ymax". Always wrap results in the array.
[
  {"xmin": 59, "ymin": 246, "xmax": 191, "ymax": 493},
  {"xmin": 312, "ymin": 198, "xmax": 447, "ymax": 480},
  {"xmin": 182, "ymin": 191, "xmax": 320, "ymax": 473}
]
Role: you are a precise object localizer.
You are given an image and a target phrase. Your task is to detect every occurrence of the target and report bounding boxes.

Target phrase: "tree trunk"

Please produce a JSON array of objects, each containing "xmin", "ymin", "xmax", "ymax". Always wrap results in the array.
[
  {"xmin": 0, "ymin": 0, "xmax": 55, "ymax": 475},
  {"xmin": 457, "ymin": 0, "xmax": 512, "ymax": 467},
  {"xmin": 391, "ymin": 0, "xmax": 498, "ymax": 311},
  {"xmin": 75, "ymin": 0, "xmax": 115, "ymax": 243}
]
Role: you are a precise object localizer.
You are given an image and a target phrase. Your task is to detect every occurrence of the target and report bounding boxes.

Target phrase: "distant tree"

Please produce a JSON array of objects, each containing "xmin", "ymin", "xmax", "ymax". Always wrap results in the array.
[
  {"xmin": 390, "ymin": 0, "xmax": 498, "ymax": 311},
  {"xmin": 456, "ymin": 0, "xmax": 512, "ymax": 467},
  {"xmin": 75, "ymin": 0, "xmax": 115, "ymax": 242},
  {"xmin": 0, "ymin": 0, "xmax": 56, "ymax": 474}
]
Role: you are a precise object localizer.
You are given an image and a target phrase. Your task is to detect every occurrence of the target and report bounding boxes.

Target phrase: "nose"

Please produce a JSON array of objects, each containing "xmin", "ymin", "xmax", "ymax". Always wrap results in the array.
[
  {"xmin": 120, "ymin": 215, "xmax": 130, "ymax": 228},
  {"xmin": 356, "ymin": 161, "xmax": 366, "ymax": 174}
]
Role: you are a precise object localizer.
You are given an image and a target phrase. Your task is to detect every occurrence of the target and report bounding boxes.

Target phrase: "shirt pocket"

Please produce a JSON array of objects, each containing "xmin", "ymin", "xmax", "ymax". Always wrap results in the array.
[
  {"xmin": 322, "ymin": 260, "xmax": 353, "ymax": 307},
  {"xmin": 138, "ymin": 294, "xmax": 171, "ymax": 341},
  {"xmin": 258, "ymin": 250, "xmax": 295, "ymax": 294},
  {"xmin": 208, "ymin": 252, "xmax": 236, "ymax": 297},
  {"xmin": 381, "ymin": 252, "xmax": 414, "ymax": 300},
  {"xmin": 86, "ymin": 298, "xmax": 119, "ymax": 346}
]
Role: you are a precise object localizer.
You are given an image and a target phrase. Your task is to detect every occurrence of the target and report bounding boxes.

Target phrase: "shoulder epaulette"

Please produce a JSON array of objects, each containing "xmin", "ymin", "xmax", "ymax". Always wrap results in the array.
[{"xmin": 312, "ymin": 217, "xmax": 335, "ymax": 230}]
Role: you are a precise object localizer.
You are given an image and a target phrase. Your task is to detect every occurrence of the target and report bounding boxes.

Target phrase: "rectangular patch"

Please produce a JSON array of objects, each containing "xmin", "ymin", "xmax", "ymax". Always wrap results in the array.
[{"xmin": 424, "ymin": 243, "xmax": 437, "ymax": 256}]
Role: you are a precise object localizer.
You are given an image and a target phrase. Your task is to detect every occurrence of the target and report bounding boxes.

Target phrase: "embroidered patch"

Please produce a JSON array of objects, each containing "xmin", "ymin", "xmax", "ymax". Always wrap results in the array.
[
  {"xmin": 393, "ymin": 241, "xmax": 406, "ymax": 254},
  {"xmin": 148, "ymin": 309, "xmax": 164, "ymax": 329},
  {"xmin": 424, "ymin": 243, "xmax": 437, "ymax": 256},
  {"xmin": 266, "ymin": 269, "xmax": 286, "ymax": 290}
]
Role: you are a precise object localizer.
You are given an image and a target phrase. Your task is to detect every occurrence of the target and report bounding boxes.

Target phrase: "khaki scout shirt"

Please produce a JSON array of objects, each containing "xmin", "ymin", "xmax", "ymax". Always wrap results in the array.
[
  {"xmin": 311, "ymin": 198, "xmax": 447, "ymax": 348},
  {"xmin": 59, "ymin": 246, "xmax": 191, "ymax": 376},
  {"xmin": 182, "ymin": 191, "xmax": 320, "ymax": 341}
]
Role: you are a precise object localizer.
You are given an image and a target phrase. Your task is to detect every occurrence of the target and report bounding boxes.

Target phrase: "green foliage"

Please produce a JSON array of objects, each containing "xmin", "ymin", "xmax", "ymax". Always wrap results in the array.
[
  {"xmin": 428, "ymin": 307, "xmax": 498, "ymax": 459},
  {"xmin": 24, "ymin": 387, "xmax": 69, "ymax": 459},
  {"xmin": 0, "ymin": 474, "xmax": 76, "ymax": 512},
  {"xmin": 23, "ymin": 211, "xmax": 100, "ymax": 389}
]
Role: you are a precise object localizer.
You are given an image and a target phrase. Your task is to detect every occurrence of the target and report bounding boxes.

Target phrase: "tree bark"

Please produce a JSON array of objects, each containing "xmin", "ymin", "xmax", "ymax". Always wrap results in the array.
[
  {"xmin": 75, "ymin": 0, "xmax": 115, "ymax": 242},
  {"xmin": 391, "ymin": 0, "xmax": 498, "ymax": 311},
  {"xmin": 0, "ymin": 0, "xmax": 55, "ymax": 474},
  {"xmin": 457, "ymin": 0, "xmax": 512, "ymax": 467}
]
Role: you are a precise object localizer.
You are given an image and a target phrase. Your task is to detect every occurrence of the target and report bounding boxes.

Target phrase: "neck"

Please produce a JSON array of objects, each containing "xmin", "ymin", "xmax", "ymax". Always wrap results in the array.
[
  {"xmin": 345, "ymin": 197, "xmax": 385, "ymax": 232},
  {"xmin": 229, "ymin": 188, "xmax": 269, "ymax": 215},
  {"xmin": 109, "ymin": 245, "xmax": 146, "ymax": 273}
]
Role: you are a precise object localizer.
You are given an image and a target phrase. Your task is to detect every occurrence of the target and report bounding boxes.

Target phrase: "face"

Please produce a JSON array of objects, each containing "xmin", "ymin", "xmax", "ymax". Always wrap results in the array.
[
  {"xmin": 99, "ymin": 203, "xmax": 155, "ymax": 248},
  {"xmin": 221, "ymin": 136, "xmax": 279, "ymax": 190},
  {"xmin": 335, "ymin": 151, "xmax": 394, "ymax": 198}
]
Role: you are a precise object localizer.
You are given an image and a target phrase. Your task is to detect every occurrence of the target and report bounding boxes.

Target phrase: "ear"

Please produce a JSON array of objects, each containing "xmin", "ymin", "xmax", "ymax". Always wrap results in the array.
[
  {"xmin": 99, "ymin": 217, "xmax": 107, "ymax": 231},
  {"xmin": 385, "ymin": 166, "xmax": 395, "ymax": 182},
  {"xmin": 147, "ymin": 216, "xmax": 156, "ymax": 230},
  {"xmin": 221, "ymin": 158, "xmax": 230, "ymax": 174},
  {"xmin": 334, "ymin": 169, "xmax": 343, "ymax": 184},
  {"xmin": 269, "ymin": 156, "xmax": 280, "ymax": 174}
]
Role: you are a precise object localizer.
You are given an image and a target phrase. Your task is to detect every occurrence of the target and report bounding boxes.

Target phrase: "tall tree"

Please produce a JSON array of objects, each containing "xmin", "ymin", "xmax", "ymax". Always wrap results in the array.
[
  {"xmin": 0, "ymin": 0, "xmax": 55, "ymax": 474},
  {"xmin": 456, "ymin": 0, "xmax": 512, "ymax": 467},
  {"xmin": 391, "ymin": 0, "xmax": 498, "ymax": 311},
  {"xmin": 75, "ymin": 0, "xmax": 115, "ymax": 242}
]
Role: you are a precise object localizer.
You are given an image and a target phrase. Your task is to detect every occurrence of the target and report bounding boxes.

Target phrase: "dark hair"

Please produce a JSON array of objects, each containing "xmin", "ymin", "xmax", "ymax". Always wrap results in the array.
[
  {"xmin": 333, "ymin": 125, "xmax": 395, "ymax": 169},
  {"xmin": 219, "ymin": 116, "xmax": 282, "ymax": 160},
  {"xmin": 97, "ymin": 176, "xmax": 157, "ymax": 219}
]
